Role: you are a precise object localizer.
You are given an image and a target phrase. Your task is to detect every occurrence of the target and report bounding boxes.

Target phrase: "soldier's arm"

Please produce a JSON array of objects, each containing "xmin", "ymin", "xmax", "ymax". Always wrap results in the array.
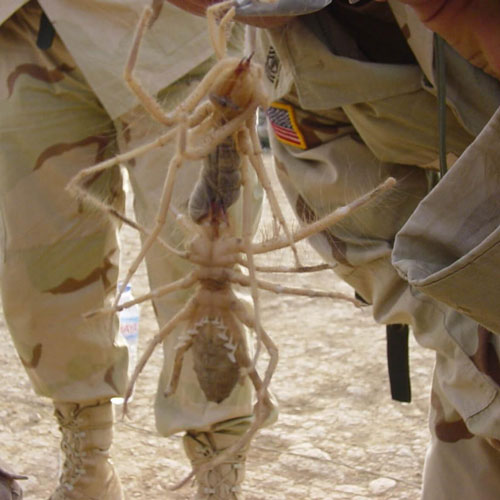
[
  {"xmin": 391, "ymin": 0, "xmax": 500, "ymax": 78},
  {"xmin": 167, "ymin": 0, "xmax": 500, "ymax": 78}
]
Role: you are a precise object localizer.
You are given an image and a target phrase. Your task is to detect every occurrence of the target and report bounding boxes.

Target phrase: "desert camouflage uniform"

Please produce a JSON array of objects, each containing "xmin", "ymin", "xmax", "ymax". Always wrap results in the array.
[
  {"xmin": 256, "ymin": 1, "xmax": 500, "ymax": 498},
  {"xmin": 0, "ymin": 0, "xmax": 265, "ymax": 456}
]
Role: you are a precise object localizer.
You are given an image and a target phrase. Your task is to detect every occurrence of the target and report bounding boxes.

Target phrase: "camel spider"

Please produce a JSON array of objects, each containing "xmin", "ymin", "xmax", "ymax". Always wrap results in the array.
[{"xmin": 67, "ymin": 0, "xmax": 396, "ymax": 489}]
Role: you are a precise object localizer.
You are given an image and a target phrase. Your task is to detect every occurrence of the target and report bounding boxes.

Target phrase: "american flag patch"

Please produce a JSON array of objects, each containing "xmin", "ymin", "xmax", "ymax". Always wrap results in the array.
[{"xmin": 267, "ymin": 102, "xmax": 307, "ymax": 149}]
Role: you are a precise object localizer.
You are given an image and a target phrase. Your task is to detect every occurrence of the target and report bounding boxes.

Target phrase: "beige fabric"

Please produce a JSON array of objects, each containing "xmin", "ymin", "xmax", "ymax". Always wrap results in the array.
[
  {"xmin": 0, "ymin": 0, "xmax": 214, "ymax": 119},
  {"xmin": 257, "ymin": 4, "xmax": 500, "ymax": 164},
  {"xmin": 257, "ymin": 18, "xmax": 473, "ymax": 170},
  {"xmin": 256, "ymin": 3, "xmax": 500, "ymax": 497},
  {"xmin": 0, "ymin": 2, "xmax": 270, "ymax": 437},
  {"xmin": 421, "ymin": 369, "xmax": 500, "ymax": 500},
  {"xmin": 389, "ymin": 0, "xmax": 500, "ymax": 136},
  {"xmin": 0, "ymin": 5, "xmax": 128, "ymax": 402},
  {"xmin": 386, "ymin": 0, "xmax": 434, "ymax": 83},
  {"xmin": 393, "ymin": 106, "xmax": 500, "ymax": 335},
  {"xmin": 270, "ymin": 116, "xmax": 500, "ymax": 499},
  {"xmin": 259, "ymin": 17, "xmax": 423, "ymax": 111}
]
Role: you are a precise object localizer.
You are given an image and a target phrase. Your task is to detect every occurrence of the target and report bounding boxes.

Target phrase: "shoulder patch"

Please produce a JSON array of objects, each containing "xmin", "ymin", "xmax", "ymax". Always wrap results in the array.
[
  {"xmin": 264, "ymin": 46, "xmax": 280, "ymax": 84},
  {"xmin": 267, "ymin": 102, "xmax": 307, "ymax": 150}
]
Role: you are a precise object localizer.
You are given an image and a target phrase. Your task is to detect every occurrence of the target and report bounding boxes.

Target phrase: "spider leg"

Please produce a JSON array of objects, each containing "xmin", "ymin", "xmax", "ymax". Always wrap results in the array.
[
  {"xmin": 242, "ymin": 119, "xmax": 302, "ymax": 266},
  {"xmin": 250, "ymin": 176, "xmax": 397, "ymax": 255},
  {"xmin": 229, "ymin": 269, "xmax": 362, "ymax": 306},
  {"xmin": 206, "ymin": 1, "xmax": 235, "ymax": 60},
  {"xmin": 172, "ymin": 307, "xmax": 276, "ymax": 492},
  {"xmin": 86, "ymin": 271, "xmax": 199, "ymax": 318},
  {"xmin": 228, "ymin": 312, "xmax": 277, "ymax": 478},
  {"xmin": 238, "ymin": 148, "xmax": 265, "ymax": 370},
  {"xmin": 123, "ymin": 296, "xmax": 198, "ymax": 416},
  {"xmin": 115, "ymin": 122, "xmax": 189, "ymax": 306},
  {"xmin": 228, "ymin": 339, "xmax": 275, "ymax": 462},
  {"xmin": 123, "ymin": 2, "xmax": 222, "ymax": 126},
  {"xmin": 238, "ymin": 258, "xmax": 334, "ymax": 273},
  {"xmin": 233, "ymin": 301, "xmax": 278, "ymax": 404},
  {"xmin": 66, "ymin": 129, "xmax": 178, "ymax": 193},
  {"xmin": 187, "ymin": 101, "xmax": 214, "ymax": 132},
  {"xmin": 175, "ymin": 58, "xmax": 243, "ymax": 120},
  {"xmin": 124, "ymin": 6, "xmax": 176, "ymax": 127},
  {"xmin": 165, "ymin": 334, "xmax": 195, "ymax": 397},
  {"xmin": 68, "ymin": 178, "xmax": 189, "ymax": 264},
  {"xmin": 125, "ymin": 6, "xmax": 242, "ymax": 129},
  {"xmin": 185, "ymin": 99, "xmax": 258, "ymax": 160}
]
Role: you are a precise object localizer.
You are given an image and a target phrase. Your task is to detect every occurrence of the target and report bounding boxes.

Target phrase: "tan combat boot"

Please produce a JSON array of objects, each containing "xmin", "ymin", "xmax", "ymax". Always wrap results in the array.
[
  {"xmin": 183, "ymin": 429, "xmax": 249, "ymax": 500},
  {"xmin": 50, "ymin": 400, "xmax": 123, "ymax": 500}
]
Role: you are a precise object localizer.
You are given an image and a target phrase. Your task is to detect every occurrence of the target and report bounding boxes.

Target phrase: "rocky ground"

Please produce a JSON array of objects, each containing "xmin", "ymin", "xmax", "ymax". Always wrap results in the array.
[{"xmin": 0, "ymin": 154, "xmax": 435, "ymax": 499}]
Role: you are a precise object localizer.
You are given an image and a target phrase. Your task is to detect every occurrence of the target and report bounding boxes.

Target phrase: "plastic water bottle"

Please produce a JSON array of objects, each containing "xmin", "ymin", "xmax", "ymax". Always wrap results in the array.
[{"xmin": 112, "ymin": 283, "xmax": 140, "ymax": 405}]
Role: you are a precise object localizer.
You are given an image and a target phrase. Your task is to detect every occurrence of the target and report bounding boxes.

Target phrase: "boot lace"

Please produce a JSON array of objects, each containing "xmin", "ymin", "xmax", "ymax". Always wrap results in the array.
[
  {"xmin": 52, "ymin": 410, "xmax": 87, "ymax": 497},
  {"xmin": 188, "ymin": 434, "xmax": 246, "ymax": 499}
]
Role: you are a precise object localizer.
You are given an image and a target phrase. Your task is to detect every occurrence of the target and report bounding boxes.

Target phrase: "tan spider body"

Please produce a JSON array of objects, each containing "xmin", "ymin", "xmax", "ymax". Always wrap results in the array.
[{"xmin": 67, "ymin": 0, "xmax": 396, "ymax": 488}]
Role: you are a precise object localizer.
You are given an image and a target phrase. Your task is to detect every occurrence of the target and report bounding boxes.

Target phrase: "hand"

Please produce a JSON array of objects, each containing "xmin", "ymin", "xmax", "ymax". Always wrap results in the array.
[{"xmin": 393, "ymin": 0, "xmax": 500, "ymax": 79}]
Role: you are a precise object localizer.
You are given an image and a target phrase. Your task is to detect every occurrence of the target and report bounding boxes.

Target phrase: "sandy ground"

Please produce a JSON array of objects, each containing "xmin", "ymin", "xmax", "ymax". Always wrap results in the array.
[{"xmin": 0, "ymin": 154, "xmax": 435, "ymax": 499}]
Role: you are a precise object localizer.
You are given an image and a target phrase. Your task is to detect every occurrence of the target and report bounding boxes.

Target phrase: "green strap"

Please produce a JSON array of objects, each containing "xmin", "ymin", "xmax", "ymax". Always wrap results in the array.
[{"xmin": 435, "ymin": 34, "xmax": 448, "ymax": 179}]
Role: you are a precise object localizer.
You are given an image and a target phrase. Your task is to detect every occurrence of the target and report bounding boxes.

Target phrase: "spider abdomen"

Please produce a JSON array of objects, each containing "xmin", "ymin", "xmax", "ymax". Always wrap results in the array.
[{"xmin": 191, "ymin": 316, "xmax": 241, "ymax": 403}]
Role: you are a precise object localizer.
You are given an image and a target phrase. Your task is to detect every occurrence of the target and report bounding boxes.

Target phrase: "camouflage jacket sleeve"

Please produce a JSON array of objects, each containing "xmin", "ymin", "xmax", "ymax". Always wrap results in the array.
[{"xmin": 12, "ymin": 0, "xmax": 215, "ymax": 119}]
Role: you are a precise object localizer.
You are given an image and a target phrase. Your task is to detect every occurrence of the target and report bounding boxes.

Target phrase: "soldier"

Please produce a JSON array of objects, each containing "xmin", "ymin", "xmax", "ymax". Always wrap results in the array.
[
  {"xmin": 174, "ymin": 1, "xmax": 500, "ymax": 499},
  {"xmin": 0, "ymin": 1, "xmax": 268, "ymax": 498}
]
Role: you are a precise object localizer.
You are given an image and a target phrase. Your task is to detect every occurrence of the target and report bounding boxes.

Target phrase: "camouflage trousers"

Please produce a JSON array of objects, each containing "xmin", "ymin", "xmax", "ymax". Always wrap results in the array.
[
  {"xmin": 268, "ymin": 100, "xmax": 500, "ymax": 499},
  {"xmin": 0, "ymin": 4, "xmax": 265, "ymax": 436}
]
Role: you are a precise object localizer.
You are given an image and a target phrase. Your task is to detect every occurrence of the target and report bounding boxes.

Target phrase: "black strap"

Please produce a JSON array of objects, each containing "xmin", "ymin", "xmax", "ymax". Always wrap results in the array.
[
  {"xmin": 36, "ymin": 11, "xmax": 55, "ymax": 50},
  {"xmin": 354, "ymin": 291, "xmax": 369, "ymax": 304},
  {"xmin": 386, "ymin": 323, "xmax": 411, "ymax": 403},
  {"xmin": 382, "ymin": 38, "xmax": 446, "ymax": 405},
  {"xmin": 382, "ymin": 38, "xmax": 446, "ymax": 407},
  {"xmin": 355, "ymin": 291, "xmax": 412, "ymax": 402}
]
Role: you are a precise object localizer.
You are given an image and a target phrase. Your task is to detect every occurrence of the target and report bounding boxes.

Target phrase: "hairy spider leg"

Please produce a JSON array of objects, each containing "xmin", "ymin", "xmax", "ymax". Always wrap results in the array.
[
  {"xmin": 206, "ymin": 1, "xmax": 236, "ymax": 60},
  {"xmin": 124, "ymin": 6, "xmax": 175, "ymax": 127},
  {"xmin": 114, "ymin": 124, "xmax": 188, "ymax": 305},
  {"xmin": 115, "ymin": 102, "xmax": 258, "ymax": 305},
  {"xmin": 124, "ymin": 3, "xmax": 234, "ymax": 127},
  {"xmin": 87, "ymin": 271, "xmax": 199, "ymax": 318},
  {"xmin": 87, "ymin": 178, "xmax": 394, "ymax": 323},
  {"xmin": 171, "ymin": 303, "xmax": 276, "ymax": 491},
  {"xmin": 87, "ymin": 179, "xmax": 394, "ymax": 321},
  {"xmin": 244, "ymin": 112, "xmax": 303, "ymax": 266},
  {"xmin": 237, "ymin": 138, "xmax": 266, "ymax": 370},
  {"xmin": 229, "ymin": 270, "xmax": 362, "ymax": 305},
  {"xmin": 123, "ymin": 297, "xmax": 198, "ymax": 416},
  {"xmin": 251, "ymin": 177, "xmax": 397, "ymax": 255}
]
